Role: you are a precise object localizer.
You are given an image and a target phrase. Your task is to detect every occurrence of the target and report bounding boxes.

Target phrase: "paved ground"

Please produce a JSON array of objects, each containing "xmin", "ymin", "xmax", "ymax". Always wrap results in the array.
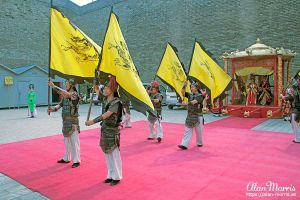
[
  {"xmin": 0, "ymin": 104, "xmax": 293, "ymax": 199},
  {"xmin": 252, "ymin": 118, "xmax": 293, "ymax": 133},
  {"xmin": 0, "ymin": 104, "xmax": 230, "ymax": 145}
]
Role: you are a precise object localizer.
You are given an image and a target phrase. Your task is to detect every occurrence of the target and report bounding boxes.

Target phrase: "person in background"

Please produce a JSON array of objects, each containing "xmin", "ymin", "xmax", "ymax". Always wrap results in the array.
[
  {"xmin": 121, "ymin": 100, "xmax": 132, "ymax": 128},
  {"xmin": 27, "ymin": 84, "xmax": 37, "ymax": 118},
  {"xmin": 258, "ymin": 75, "xmax": 272, "ymax": 105},
  {"xmin": 246, "ymin": 76, "xmax": 258, "ymax": 106}
]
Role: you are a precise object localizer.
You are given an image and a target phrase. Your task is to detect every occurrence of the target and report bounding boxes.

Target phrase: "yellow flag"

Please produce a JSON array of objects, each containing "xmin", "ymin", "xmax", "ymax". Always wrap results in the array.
[
  {"xmin": 50, "ymin": 7, "xmax": 101, "ymax": 83},
  {"xmin": 156, "ymin": 43, "xmax": 190, "ymax": 101},
  {"xmin": 189, "ymin": 42, "xmax": 231, "ymax": 103},
  {"xmin": 99, "ymin": 12, "xmax": 154, "ymax": 115}
]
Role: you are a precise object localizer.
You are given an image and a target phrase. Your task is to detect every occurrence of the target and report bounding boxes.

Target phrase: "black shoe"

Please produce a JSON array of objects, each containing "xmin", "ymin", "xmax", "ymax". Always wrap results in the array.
[
  {"xmin": 103, "ymin": 178, "xmax": 113, "ymax": 183},
  {"xmin": 110, "ymin": 180, "xmax": 120, "ymax": 186},
  {"xmin": 292, "ymin": 140, "xmax": 300, "ymax": 143},
  {"xmin": 157, "ymin": 137, "xmax": 162, "ymax": 143},
  {"xmin": 57, "ymin": 159, "xmax": 70, "ymax": 163},
  {"xmin": 147, "ymin": 137, "xmax": 155, "ymax": 140},
  {"xmin": 72, "ymin": 163, "xmax": 80, "ymax": 168},
  {"xmin": 197, "ymin": 144, "xmax": 203, "ymax": 147},
  {"xmin": 178, "ymin": 145, "xmax": 187, "ymax": 150}
]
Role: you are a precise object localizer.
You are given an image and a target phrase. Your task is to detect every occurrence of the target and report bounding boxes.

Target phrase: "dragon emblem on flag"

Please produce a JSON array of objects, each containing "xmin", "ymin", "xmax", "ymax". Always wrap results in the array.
[
  {"xmin": 61, "ymin": 34, "xmax": 98, "ymax": 63},
  {"xmin": 169, "ymin": 61, "xmax": 185, "ymax": 85},
  {"xmin": 108, "ymin": 40, "xmax": 139, "ymax": 77},
  {"xmin": 200, "ymin": 59, "xmax": 215, "ymax": 80}
]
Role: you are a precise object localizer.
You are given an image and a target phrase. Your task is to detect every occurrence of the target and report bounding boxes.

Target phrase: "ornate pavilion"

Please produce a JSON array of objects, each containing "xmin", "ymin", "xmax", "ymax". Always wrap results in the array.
[{"xmin": 222, "ymin": 38, "xmax": 296, "ymax": 118}]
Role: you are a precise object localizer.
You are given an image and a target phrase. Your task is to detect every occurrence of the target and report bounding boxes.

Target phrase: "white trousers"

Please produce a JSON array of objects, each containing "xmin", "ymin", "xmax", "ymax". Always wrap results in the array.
[
  {"xmin": 27, "ymin": 107, "xmax": 37, "ymax": 117},
  {"xmin": 122, "ymin": 113, "xmax": 132, "ymax": 127},
  {"xmin": 291, "ymin": 113, "xmax": 300, "ymax": 142},
  {"xmin": 104, "ymin": 148, "xmax": 122, "ymax": 180},
  {"xmin": 63, "ymin": 130, "xmax": 81, "ymax": 163},
  {"xmin": 148, "ymin": 120, "xmax": 163, "ymax": 138},
  {"xmin": 180, "ymin": 116, "xmax": 203, "ymax": 147}
]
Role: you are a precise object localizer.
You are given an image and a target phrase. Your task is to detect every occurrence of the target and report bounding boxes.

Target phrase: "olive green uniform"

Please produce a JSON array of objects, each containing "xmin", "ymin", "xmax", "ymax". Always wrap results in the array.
[
  {"xmin": 180, "ymin": 92, "xmax": 204, "ymax": 147},
  {"xmin": 54, "ymin": 91, "xmax": 81, "ymax": 163},
  {"xmin": 284, "ymin": 87, "xmax": 300, "ymax": 142},
  {"xmin": 148, "ymin": 93, "xmax": 163, "ymax": 139},
  {"xmin": 96, "ymin": 97, "xmax": 123, "ymax": 180}
]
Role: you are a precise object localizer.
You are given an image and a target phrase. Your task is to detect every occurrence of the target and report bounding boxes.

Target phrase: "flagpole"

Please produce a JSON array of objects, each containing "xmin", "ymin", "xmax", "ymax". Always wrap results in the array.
[
  {"xmin": 86, "ymin": 6, "xmax": 114, "ymax": 121},
  {"xmin": 48, "ymin": 0, "xmax": 53, "ymax": 115},
  {"xmin": 86, "ymin": 70, "xmax": 99, "ymax": 121}
]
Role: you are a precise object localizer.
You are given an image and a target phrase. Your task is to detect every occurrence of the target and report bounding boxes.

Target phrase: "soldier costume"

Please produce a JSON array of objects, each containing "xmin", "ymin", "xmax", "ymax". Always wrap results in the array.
[
  {"xmin": 86, "ymin": 77, "xmax": 123, "ymax": 186},
  {"xmin": 178, "ymin": 82, "xmax": 204, "ymax": 150},
  {"xmin": 48, "ymin": 79, "xmax": 81, "ymax": 168},
  {"xmin": 147, "ymin": 81, "xmax": 163, "ymax": 143},
  {"xmin": 282, "ymin": 79, "xmax": 300, "ymax": 143}
]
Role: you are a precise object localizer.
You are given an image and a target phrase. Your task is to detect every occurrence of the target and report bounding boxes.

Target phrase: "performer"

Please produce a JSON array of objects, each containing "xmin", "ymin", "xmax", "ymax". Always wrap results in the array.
[
  {"xmin": 258, "ymin": 76, "xmax": 272, "ymax": 105},
  {"xmin": 211, "ymin": 97, "xmax": 223, "ymax": 116},
  {"xmin": 121, "ymin": 100, "xmax": 132, "ymax": 128},
  {"xmin": 147, "ymin": 81, "xmax": 164, "ymax": 143},
  {"xmin": 48, "ymin": 79, "xmax": 81, "ymax": 168},
  {"xmin": 236, "ymin": 75, "xmax": 246, "ymax": 104},
  {"xmin": 27, "ymin": 84, "xmax": 37, "ymax": 118},
  {"xmin": 200, "ymin": 88, "xmax": 209, "ymax": 113},
  {"xmin": 97, "ymin": 84, "xmax": 105, "ymax": 107},
  {"xmin": 281, "ymin": 78, "xmax": 300, "ymax": 143},
  {"xmin": 282, "ymin": 81, "xmax": 293, "ymax": 121},
  {"xmin": 178, "ymin": 81, "xmax": 204, "ymax": 150},
  {"xmin": 85, "ymin": 77, "xmax": 123, "ymax": 186},
  {"xmin": 246, "ymin": 77, "xmax": 258, "ymax": 106}
]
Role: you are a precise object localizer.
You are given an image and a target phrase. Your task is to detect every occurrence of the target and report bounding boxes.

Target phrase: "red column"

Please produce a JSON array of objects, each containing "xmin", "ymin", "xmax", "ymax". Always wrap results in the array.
[
  {"xmin": 277, "ymin": 56, "xmax": 283, "ymax": 107},
  {"xmin": 287, "ymin": 61, "xmax": 291, "ymax": 83},
  {"xmin": 231, "ymin": 59, "xmax": 235, "ymax": 105},
  {"xmin": 273, "ymin": 57, "xmax": 278, "ymax": 107},
  {"xmin": 224, "ymin": 58, "xmax": 229, "ymax": 106}
]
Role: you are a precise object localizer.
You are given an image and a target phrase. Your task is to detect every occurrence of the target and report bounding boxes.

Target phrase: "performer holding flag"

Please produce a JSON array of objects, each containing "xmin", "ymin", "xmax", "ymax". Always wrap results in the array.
[
  {"xmin": 48, "ymin": 79, "xmax": 81, "ymax": 168},
  {"xmin": 281, "ymin": 72, "xmax": 300, "ymax": 144},
  {"xmin": 148, "ymin": 43, "xmax": 192, "ymax": 143},
  {"xmin": 85, "ymin": 10, "xmax": 156, "ymax": 185},
  {"xmin": 178, "ymin": 81, "xmax": 204, "ymax": 150},
  {"xmin": 86, "ymin": 77, "xmax": 123, "ymax": 186},
  {"xmin": 147, "ymin": 81, "xmax": 164, "ymax": 143},
  {"xmin": 177, "ymin": 40, "xmax": 232, "ymax": 150},
  {"xmin": 47, "ymin": 6, "xmax": 101, "ymax": 168}
]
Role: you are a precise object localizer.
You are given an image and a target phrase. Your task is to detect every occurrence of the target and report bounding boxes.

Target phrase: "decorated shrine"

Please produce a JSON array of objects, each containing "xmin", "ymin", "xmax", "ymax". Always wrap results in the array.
[{"xmin": 222, "ymin": 38, "xmax": 296, "ymax": 118}]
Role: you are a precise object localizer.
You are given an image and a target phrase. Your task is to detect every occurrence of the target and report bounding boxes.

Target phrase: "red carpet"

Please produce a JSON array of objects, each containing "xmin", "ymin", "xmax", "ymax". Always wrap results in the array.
[{"xmin": 0, "ymin": 117, "xmax": 300, "ymax": 200}]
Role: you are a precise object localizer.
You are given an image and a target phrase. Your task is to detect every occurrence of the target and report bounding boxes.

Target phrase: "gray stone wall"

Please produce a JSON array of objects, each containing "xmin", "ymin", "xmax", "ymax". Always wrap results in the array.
[
  {"xmin": 1, "ymin": 0, "xmax": 300, "ymax": 82},
  {"xmin": 0, "ymin": 0, "xmax": 50, "ymax": 68}
]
